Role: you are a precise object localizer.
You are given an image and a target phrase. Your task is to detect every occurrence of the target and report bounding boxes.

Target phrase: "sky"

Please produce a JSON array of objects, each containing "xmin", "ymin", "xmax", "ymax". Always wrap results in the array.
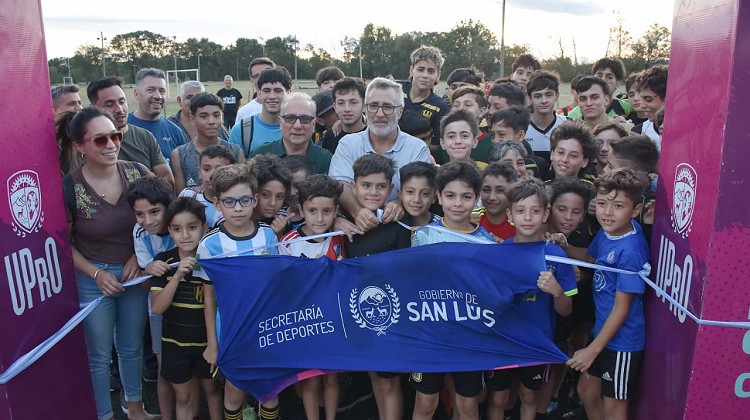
[{"xmin": 40, "ymin": 0, "xmax": 674, "ymax": 65}]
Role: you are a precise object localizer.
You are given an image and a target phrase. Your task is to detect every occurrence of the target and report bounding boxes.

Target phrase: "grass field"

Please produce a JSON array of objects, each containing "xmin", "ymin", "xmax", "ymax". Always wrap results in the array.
[{"xmin": 90, "ymin": 79, "xmax": 576, "ymax": 119}]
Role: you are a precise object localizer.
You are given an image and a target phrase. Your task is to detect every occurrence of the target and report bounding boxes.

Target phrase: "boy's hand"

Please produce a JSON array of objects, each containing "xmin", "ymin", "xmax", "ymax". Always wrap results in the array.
[
  {"xmin": 381, "ymin": 200, "xmax": 404, "ymax": 224},
  {"xmin": 354, "ymin": 208, "xmax": 380, "ymax": 232},
  {"xmin": 145, "ymin": 260, "xmax": 172, "ymax": 277},
  {"xmin": 270, "ymin": 212, "xmax": 293, "ymax": 236},
  {"xmin": 203, "ymin": 344, "xmax": 218, "ymax": 373},
  {"xmin": 587, "ymin": 199, "xmax": 597, "ymax": 216},
  {"xmin": 537, "ymin": 271, "xmax": 563, "ymax": 297},
  {"xmin": 544, "ymin": 231, "xmax": 568, "ymax": 246},
  {"xmin": 567, "ymin": 345, "xmax": 600, "ymax": 372},
  {"xmin": 333, "ymin": 217, "xmax": 363, "ymax": 242},
  {"xmin": 491, "ymin": 233, "xmax": 504, "ymax": 243},
  {"xmin": 175, "ymin": 257, "xmax": 196, "ymax": 277},
  {"xmin": 643, "ymin": 199, "xmax": 656, "ymax": 225},
  {"xmin": 573, "ymin": 265, "xmax": 582, "ymax": 283}
]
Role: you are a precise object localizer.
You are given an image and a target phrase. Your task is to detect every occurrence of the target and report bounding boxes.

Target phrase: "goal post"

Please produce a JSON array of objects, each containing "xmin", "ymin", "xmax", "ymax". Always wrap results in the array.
[{"xmin": 165, "ymin": 68, "xmax": 199, "ymax": 98}]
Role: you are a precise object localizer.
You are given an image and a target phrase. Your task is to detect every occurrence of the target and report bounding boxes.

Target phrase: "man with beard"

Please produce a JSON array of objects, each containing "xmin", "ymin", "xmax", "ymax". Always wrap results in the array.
[
  {"xmin": 87, "ymin": 76, "xmax": 175, "ymax": 187},
  {"xmin": 329, "ymin": 77, "xmax": 431, "ymax": 231},
  {"xmin": 128, "ymin": 68, "xmax": 186, "ymax": 164}
]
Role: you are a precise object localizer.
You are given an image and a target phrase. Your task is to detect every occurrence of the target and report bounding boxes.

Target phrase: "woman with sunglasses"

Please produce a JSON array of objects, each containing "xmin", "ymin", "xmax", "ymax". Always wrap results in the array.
[{"xmin": 60, "ymin": 107, "xmax": 158, "ymax": 420}]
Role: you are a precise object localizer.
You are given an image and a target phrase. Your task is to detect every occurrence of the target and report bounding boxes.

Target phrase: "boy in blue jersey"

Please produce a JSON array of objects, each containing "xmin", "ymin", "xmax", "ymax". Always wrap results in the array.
[
  {"xmin": 151, "ymin": 197, "xmax": 223, "ymax": 420},
  {"xmin": 410, "ymin": 161, "xmax": 494, "ymax": 420},
  {"xmin": 126, "ymin": 175, "xmax": 179, "ymax": 419},
  {"xmin": 179, "ymin": 145, "xmax": 236, "ymax": 229},
  {"xmin": 564, "ymin": 168, "xmax": 649, "ymax": 420},
  {"xmin": 397, "ymin": 162, "xmax": 439, "ymax": 227},
  {"xmin": 194, "ymin": 163, "xmax": 280, "ymax": 420},
  {"xmin": 485, "ymin": 178, "xmax": 576, "ymax": 420}
]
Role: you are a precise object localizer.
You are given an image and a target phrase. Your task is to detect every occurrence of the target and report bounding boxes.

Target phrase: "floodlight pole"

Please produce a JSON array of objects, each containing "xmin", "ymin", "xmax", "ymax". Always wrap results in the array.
[
  {"xmin": 500, "ymin": 0, "xmax": 506, "ymax": 77},
  {"xmin": 359, "ymin": 41, "xmax": 363, "ymax": 78},
  {"xmin": 97, "ymin": 31, "xmax": 107, "ymax": 76},
  {"xmin": 172, "ymin": 36, "xmax": 178, "ymax": 87},
  {"xmin": 294, "ymin": 37, "xmax": 298, "ymax": 81}
]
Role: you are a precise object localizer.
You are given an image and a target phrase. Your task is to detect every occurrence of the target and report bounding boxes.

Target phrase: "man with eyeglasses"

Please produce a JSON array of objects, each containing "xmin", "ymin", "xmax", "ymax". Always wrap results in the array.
[
  {"xmin": 329, "ymin": 77, "xmax": 431, "ymax": 231},
  {"xmin": 229, "ymin": 67, "xmax": 292, "ymax": 159},
  {"xmin": 250, "ymin": 93, "xmax": 332, "ymax": 174}
]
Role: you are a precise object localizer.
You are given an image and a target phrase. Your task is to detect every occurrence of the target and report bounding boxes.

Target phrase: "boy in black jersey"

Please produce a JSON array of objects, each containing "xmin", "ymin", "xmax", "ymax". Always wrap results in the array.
[
  {"xmin": 151, "ymin": 197, "xmax": 223, "ymax": 420},
  {"xmin": 402, "ymin": 46, "xmax": 450, "ymax": 152},
  {"xmin": 344, "ymin": 153, "xmax": 411, "ymax": 420}
]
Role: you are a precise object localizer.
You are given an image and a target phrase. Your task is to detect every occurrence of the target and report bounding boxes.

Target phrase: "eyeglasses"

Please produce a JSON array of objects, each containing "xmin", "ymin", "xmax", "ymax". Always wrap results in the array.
[
  {"xmin": 365, "ymin": 103, "xmax": 401, "ymax": 115},
  {"xmin": 280, "ymin": 114, "xmax": 315, "ymax": 125},
  {"xmin": 84, "ymin": 131, "xmax": 122, "ymax": 147},
  {"xmin": 219, "ymin": 195, "xmax": 255, "ymax": 208}
]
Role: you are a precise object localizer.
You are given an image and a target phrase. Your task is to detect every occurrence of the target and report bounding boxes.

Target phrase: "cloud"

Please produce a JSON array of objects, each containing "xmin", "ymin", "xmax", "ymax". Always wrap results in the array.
[
  {"xmin": 512, "ymin": 0, "xmax": 607, "ymax": 16},
  {"xmin": 44, "ymin": 16, "xmax": 178, "ymax": 25}
]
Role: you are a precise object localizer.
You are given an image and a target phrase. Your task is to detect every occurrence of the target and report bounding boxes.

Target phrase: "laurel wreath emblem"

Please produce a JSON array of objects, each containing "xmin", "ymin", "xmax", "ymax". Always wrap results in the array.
[{"xmin": 349, "ymin": 284, "xmax": 400, "ymax": 336}]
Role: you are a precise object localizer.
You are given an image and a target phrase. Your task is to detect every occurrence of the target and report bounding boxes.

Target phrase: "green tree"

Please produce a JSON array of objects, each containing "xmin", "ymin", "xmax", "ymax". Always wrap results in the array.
[
  {"xmin": 629, "ymin": 24, "xmax": 670, "ymax": 67},
  {"xmin": 360, "ymin": 24, "xmax": 394, "ymax": 78},
  {"xmin": 440, "ymin": 20, "xmax": 500, "ymax": 78}
]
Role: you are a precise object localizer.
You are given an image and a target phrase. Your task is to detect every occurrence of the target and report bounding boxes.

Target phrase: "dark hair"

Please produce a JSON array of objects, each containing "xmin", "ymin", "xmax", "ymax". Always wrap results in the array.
[
  {"xmin": 332, "ymin": 77, "xmax": 366, "ymax": 101},
  {"xmin": 166, "ymin": 196, "xmax": 207, "ymax": 226},
  {"xmin": 546, "ymin": 177, "xmax": 595, "ymax": 209},
  {"xmin": 609, "ymin": 135, "xmax": 660, "ymax": 173},
  {"xmin": 352, "ymin": 153, "xmax": 395, "ymax": 181},
  {"xmin": 297, "ymin": 174, "xmax": 343, "ymax": 205},
  {"xmin": 55, "ymin": 108, "xmax": 115, "ymax": 173},
  {"xmin": 436, "ymin": 161, "xmax": 482, "ymax": 195},
  {"xmin": 87, "ymin": 76, "xmax": 125, "ymax": 103},
  {"xmin": 281, "ymin": 154, "xmax": 314, "ymax": 177},
  {"xmin": 490, "ymin": 106, "xmax": 530, "ymax": 132},
  {"xmin": 440, "ymin": 109, "xmax": 479, "ymax": 138},
  {"xmin": 200, "ymin": 145, "xmax": 236, "ymax": 164},
  {"xmin": 399, "ymin": 110, "xmax": 431, "ymax": 137},
  {"xmin": 315, "ymin": 66, "xmax": 345, "ymax": 87},
  {"xmin": 625, "ymin": 72, "xmax": 641, "ymax": 93},
  {"xmin": 446, "ymin": 67, "xmax": 483, "ymax": 86},
  {"xmin": 574, "ymin": 76, "xmax": 610, "ymax": 97},
  {"xmin": 594, "ymin": 167, "xmax": 648, "ymax": 205},
  {"xmin": 249, "ymin": 57, "xmax": 276, "ymax": 73},
  {"xmin": 51, "ymin": 84, "xmax": 79, "ymax": 104},
  {"xmin": 592, "ymin": 58, "xmax": 626, "ymax": 81},
  {"xmin": 189, "ymin": 92, "xmax": 224, "ymax": 114},
  {"xmin": 211, "ymin": 163, "xmax": 258, "ymax": 198},
  {"xmin": 257, "ymin": 67, "xmax": 292, "ymax": 91},
  {"xmin": 482, "ymin": 162, "xmax": 518, "ymax": 183},
  {"xmin": 550, "ymin": 121, "xmax": 598, "ymax": 162},
  {"xmin": 526, "ymin": 70, "xmax": 561, "ymax": 95},
  {"xmin": 450, "ymin": 86, "xmax": 487, "ymax": 108},
  {"xmin": 511, "ymin": 54, "xmax": 541, "ymax": 72},
  {"xmin": 399, "ymin": 161, "xmax": 437, "ymax": 190},
  {"xmin": 126, "ymin": 175, "xmax": 176, "ymax": 208},
  {"xmin": 488, "ymin": 83, "xmax": 525, "ymax": 107},
  {"xmin": 639, "ymin": 65, "xmax": 668, "ymax": 99},
  {"xmin": 569, "ymin": 74, "xmax": 585, "ymax": 91},
  {"xmin": 248, "ymin": 154, "xmax": 292, "ymax": 191},
  {"xmin": 505, "ymin": 177, "xmax": 549, "ymax": 208}
]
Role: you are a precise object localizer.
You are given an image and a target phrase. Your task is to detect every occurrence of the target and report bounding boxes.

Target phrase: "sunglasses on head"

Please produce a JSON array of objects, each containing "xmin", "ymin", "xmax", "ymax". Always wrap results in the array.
[{"xmin": 85, "ymin": 131, "xmax": 122, "ymax": 147}]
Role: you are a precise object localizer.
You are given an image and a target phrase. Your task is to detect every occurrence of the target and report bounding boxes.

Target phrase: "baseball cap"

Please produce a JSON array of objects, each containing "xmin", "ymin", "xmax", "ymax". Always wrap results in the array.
[{"xmin": 312, "ymin": 90, "xmax": 334, "ymax": 117}]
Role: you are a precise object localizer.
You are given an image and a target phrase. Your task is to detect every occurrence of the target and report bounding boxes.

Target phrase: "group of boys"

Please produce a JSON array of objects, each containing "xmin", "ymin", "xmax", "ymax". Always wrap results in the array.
[{"xmin": 51, "ymin": 41, "xmax": 666, "ymax": 420}]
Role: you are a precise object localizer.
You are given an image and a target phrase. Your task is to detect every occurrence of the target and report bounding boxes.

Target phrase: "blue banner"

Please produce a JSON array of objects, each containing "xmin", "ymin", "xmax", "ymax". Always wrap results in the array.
[{"xmin": 199, "ymin": 241, "xmax": 569, "ymax": 402}]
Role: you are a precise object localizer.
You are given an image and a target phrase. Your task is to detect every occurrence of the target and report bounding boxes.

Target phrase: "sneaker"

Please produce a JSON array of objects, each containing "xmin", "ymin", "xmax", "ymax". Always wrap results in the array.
[
  {"xmin": 336, "ymin": 372, "xmax": 373, "ymax": 412},
  {"xmin": 547, "ymin": 399, "xmax": 559, "ymax": 414},
  {"xmin": 557, "ymin": 407, "xmax": 587, "ymax": 420},
  {"xmin": 120, "ymin": 389, "xmax": 129, "ymax": 415}
]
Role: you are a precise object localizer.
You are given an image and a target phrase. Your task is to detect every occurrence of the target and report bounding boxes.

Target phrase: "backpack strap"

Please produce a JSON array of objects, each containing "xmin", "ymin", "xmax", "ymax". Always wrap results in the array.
[{"xmin": 241, "ymin": 116, "xmax": 255, "ymax": 159}]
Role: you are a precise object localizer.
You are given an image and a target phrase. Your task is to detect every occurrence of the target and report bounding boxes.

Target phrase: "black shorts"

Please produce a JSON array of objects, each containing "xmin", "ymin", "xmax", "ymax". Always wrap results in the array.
[
  {"xmin": 375, "ymin": 371, "xmax": 400, "ymax": 379},
  {"xmin": 571, "ymin": 277, "xmax": 595, "ymax": 326},
  {"xmin": 160, "ymin": 345, "xmax": 213, "ymax": 384},
  {"xmin": 484, "ymin": 364, "xmax": 549, "ymax": 392},
  {"xmin": 588, "ymin": 348, "xmax": 643, "ymax": 400},
  {"xmin": 409, "ymin": 371, "xmax": 483, "ymax": 397}
]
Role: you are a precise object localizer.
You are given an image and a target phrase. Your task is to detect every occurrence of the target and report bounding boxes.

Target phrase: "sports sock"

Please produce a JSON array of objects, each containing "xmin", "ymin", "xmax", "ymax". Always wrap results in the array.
[
  {"xmin": 224, "ymin": 406, "xmax": 242, "ymax": 420},
  {"xmin": 259, "ymin": 404, "xmax": 280, "ymax": 420}
]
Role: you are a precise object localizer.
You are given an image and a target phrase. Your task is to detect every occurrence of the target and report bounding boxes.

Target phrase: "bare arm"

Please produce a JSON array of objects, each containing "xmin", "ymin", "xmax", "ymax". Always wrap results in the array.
[
  {"xmin": 567, "ymin": 290, "xmax": 634, "ymax": 371},
  {"xmin": 171, "ymin": 148, "xmax": 186, "ymax": 193},
  {"xmin": 202, "ymin": 283, "xmax": 218, "ymax": 370},
  {"xmin": 152, "ymin": 163, "xmax": 175, "ymax": 189}
]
